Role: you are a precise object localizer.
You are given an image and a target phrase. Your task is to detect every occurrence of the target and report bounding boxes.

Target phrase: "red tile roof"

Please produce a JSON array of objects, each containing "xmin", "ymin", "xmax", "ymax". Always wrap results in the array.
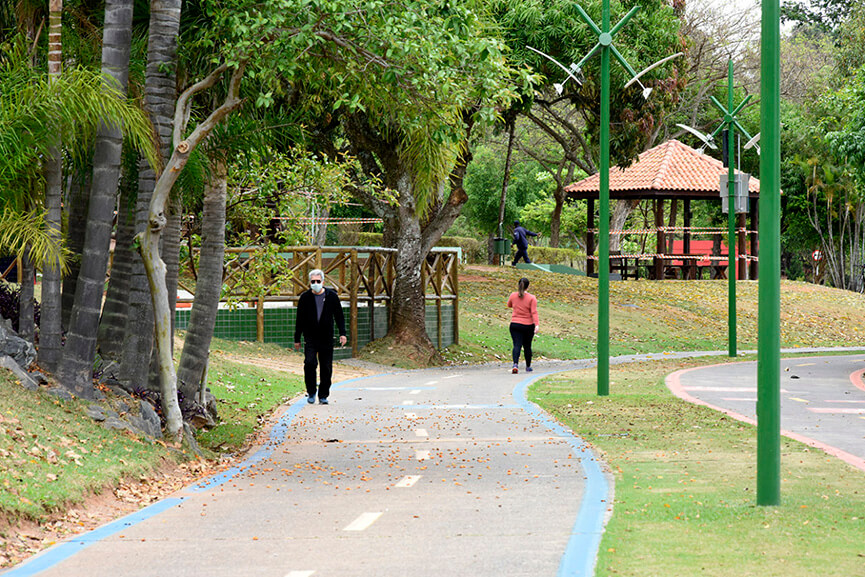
[{"xmin": 564, "ymin": 139, "xmax": 760, "ymax": 198}]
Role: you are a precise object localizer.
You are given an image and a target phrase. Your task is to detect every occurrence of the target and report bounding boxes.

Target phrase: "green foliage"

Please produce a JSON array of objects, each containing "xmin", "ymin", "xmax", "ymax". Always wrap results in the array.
[
  {"xmin": 0, "ymin": 209, "xmax": 70, "ymax": 274},
  {"xmin": 782, "ymin": 0, "xmax": 858, "ymax": 36},
  {"xmin": 463, "ymin": 146, "xmax": 550, "ymax": 235},
  {"xmin": 221, "ymin": 244, "xmax": 296, "ymax": 307},
  {"xmin": 225, "ymin": 148, "xmax": 370, "ymax": 245},
  {"xmin": 518, "ymin": 197, "xmax": 586, "ymax": 247},
  {"xmin": 0, "ymin": 35, "xmax": 156, "ymax": 265},
  {"xmin": 193, "ymin": 0, "xmax": 528, "ymax": 219}
]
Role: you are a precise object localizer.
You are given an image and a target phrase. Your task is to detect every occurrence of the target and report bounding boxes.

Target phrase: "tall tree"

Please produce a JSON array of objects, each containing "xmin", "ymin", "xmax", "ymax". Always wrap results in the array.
[
  {"xmin": 0, "ymin": 37, "xmax": 155, "ymax": 345},
  {"xmin": 38, "ymin": 0, "xmax": 64, "ymax": 371},
  {"xmin": 336, "ymin": 2, "xmax": 523, "ymax": 359},
  {"xmin": 119, "ymin": 0, "xmax": 181, "ymax": 391},
  {"xmin": 176, "ymin": 157, "xmax": 226, "ymax": 415},
  {"xmin": 58, "ymin": 0, "xmax": 137, "ymax": 396}
]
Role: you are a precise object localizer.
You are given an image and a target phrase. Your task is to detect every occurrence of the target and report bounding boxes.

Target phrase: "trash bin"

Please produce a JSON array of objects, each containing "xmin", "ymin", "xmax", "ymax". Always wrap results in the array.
[
  {"xmin": 492, "ymin": 237, "xmax": 511, "ymax": 266},
  {"xmin": 493, "ymin": 237, "xmax": 511, "ymax": 255}
]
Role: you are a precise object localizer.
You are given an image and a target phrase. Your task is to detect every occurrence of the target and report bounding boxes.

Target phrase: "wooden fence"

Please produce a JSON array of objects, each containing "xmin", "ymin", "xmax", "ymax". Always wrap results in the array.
[{"xmin": 178, "ymin": 246, "xmax": 460, "ymax": 355}]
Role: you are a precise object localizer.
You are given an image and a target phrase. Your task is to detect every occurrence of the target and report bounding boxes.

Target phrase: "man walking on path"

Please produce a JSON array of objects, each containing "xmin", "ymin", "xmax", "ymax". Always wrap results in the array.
[
  {"xmin": 512, "ymin": 220, "xmax": 539, "ymax": 265},
  {"xmin": 294, "ymin": 268, "xmax": 347, "ymax": 404}
]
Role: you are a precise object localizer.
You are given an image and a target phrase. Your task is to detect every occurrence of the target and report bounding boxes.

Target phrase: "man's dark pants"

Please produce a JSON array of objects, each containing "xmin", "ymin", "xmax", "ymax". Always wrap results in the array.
[
  {"xmin": 304, "ymin": 342, "xmax": 334, "ymax": 399},
  {"xmin": 513, "ymin": 246, "xmax": 532, "ymax": 265}
]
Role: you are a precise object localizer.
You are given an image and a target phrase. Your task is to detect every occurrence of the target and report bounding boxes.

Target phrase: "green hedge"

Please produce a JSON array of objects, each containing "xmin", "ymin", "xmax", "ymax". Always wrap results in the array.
[{"xmin": 515, "ymin": 245, "xmax": 583, "ymax": 267}]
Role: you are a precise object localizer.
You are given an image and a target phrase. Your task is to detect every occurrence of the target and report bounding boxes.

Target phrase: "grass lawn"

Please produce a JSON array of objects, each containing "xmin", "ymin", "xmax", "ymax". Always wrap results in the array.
[
  {"xmin": 452, "ymin": 266, "xmax": 865, "ymax": 363},
  {"xmin": 530, "ymin": 357, "xmax": 865, "ymax": 577},
  {"xmin": 0, "ymin": 337, "xmax": 305, "ymax": 522},
  {"xmin": 0, "ymin": 372, "xmax": 170, "ymax": 520},
  {"xmin": 196, "ymin": 338, "xmax": 306, "ymax": 452}
]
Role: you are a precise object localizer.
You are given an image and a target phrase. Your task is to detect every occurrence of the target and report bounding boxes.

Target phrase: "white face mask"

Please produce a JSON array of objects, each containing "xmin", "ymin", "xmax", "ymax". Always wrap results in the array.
[{"xmin": 310, "ymin": 281, "xmax": 323, "ymax": 293}]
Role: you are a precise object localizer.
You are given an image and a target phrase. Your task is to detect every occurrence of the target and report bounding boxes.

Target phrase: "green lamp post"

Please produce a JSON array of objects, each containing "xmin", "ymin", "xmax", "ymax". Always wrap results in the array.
[
  {"xmin": 530, "ymin": 4, "xmax": 680, "ymax": 396},
  {"xmin": 680, "ymin": 59, "xmax": 759, "ymax": 358},
  {"xmin": 571, "ymin": 2, "xmax": 680, "ymax": 395},
  {"xmin": 758, "ymin": 0, "xmax": 781, "ymax": 507},
  {"xmin": 710, "ymin": 60, "xmax": 759, "ymax": 359}
]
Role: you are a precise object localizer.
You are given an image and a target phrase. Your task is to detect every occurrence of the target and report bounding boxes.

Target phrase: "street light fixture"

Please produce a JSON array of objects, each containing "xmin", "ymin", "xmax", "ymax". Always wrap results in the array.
[
  {"xmin": 525, "ymin": 46, "xmax": 583, "ymax": 95},
  {"xmin": 675, "ymin": 123, "xmax": 718, "ymax": 151},
  {"xmin": 681, "ymin": 59, "xmax": 758, "ymax": 359},
  {"xmin": 568, "ymin": 2, "xmax": 681, "ymax": 396}
]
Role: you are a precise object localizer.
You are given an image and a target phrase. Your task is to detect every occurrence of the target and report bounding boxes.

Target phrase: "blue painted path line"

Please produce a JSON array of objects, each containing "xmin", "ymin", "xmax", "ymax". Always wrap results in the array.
[
  {"xmin": 513, "ymin": 370, "xmax": 610, "ymax": 577},
  {"xmin": 4, "ymin": 374, "xmax": 377, "ymax": 576}
]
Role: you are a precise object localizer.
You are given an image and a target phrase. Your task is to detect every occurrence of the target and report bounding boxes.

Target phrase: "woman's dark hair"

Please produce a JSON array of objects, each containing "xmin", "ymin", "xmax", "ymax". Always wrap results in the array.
[{"xmin": 518, "ymin": 277, "xmax": 530, "ymax": 297}]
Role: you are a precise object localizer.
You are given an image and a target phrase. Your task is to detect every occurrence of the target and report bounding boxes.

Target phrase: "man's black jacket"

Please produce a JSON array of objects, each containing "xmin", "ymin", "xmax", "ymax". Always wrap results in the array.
[{"xmin": 294, "ymin": 288, "xmax": 347, "ymax": 347}]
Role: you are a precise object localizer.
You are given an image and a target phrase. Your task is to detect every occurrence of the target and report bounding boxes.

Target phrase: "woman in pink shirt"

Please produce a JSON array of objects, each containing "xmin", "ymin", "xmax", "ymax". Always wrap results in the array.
[{"xmin": 506, "ymin": 277, "xmax": 539, "ymax": 373}]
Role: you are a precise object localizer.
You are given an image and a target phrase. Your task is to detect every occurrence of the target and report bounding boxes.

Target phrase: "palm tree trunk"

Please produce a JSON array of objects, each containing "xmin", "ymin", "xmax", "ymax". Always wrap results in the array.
[
  {"xmin": 39, "ymin": 0, "xmax": 64, "ymax": 372},
  {"xmin": 177, "ymin": 159, "xmax": 226, "ymax": 406},
  {"xmin": 164, "ymin": 196, "xmax": 182, "ymax": 338},
  {"xmin": 98, "ymin": 178, "xmax": 135, "ymax": 360},
  {"xmin": 18, "ymin": 250, "xmax": 36, "ymax": 344},
  {"xmin": 59, "ymin": 0, "xmax": 135, "ymax": 397},
  {"xmin": 61, "ymin": 174, "xmax": 90, "ymax": 331},
  {"xmin": 120, "ymin": 0, "xmax": 182, "ymax": 390}
]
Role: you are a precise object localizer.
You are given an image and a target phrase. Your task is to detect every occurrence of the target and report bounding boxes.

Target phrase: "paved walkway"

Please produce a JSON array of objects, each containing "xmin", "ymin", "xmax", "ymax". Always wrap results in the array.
[
  {"xmin": 9, "ymin": 347, "xmax": 865, "ymax": 577},
  {"xmin": 667, "ymin": 353, "xmax": 865, "ymax": 471},
  {"xmin": 9, "ymin": 363, "xmax": 609, "ymax": 577}
]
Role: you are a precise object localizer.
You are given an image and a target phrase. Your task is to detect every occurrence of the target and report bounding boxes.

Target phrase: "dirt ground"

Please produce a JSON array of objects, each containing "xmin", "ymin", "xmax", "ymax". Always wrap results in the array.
[{"xmin": 0, "ymin": 357, "xmax": 377, "ymax": 569}]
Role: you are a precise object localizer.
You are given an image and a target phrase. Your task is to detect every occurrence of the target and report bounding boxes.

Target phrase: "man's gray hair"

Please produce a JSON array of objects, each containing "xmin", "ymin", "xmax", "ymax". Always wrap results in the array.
[{"xmin": 308, "ymin": 269, "xmax": 324, "ymax": 281}]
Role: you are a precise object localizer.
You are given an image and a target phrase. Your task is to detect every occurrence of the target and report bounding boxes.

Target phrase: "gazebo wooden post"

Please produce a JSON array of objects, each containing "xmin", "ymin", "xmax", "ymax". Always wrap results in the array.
[
  {"xmin": 737, "ymin": 212, "xmax": 747, "ymax": 280},
  {"xmin": 683, "ymin": 199, "xmax": 693, "ymax": 279},
  {"xmin": 587, "ymin": 198, "xmax": 596, "ymax": 277},
  {"xmin": 749, "ymin": 199, "xmax": 759, "ymax": 280},
  {"xmin": 654, "ymin": 199, "xmax": 665, "ymax": 280}
]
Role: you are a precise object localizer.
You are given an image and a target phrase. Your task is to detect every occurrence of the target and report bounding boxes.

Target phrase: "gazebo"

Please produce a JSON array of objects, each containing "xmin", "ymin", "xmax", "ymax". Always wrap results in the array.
[{"xmin": 564, "ymin": 139, "xmax": 760, "ymax": 280}]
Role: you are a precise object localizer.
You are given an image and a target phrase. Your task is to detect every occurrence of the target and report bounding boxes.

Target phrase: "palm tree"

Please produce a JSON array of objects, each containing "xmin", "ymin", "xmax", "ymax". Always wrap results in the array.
[
  {"xmin": 0, "ymin": 36, "xmax": 156, "ymax": 354},
  {"xmin": 176, "ymin": 157, "xmax": 226, "ymax": 415},
  {"xmin": 119, "ymin": 0, "xmax": 182, "ymax": 391},
  {"xmin": 58, "ymin": 0, "xmax": 137, "ymax": 397},
  {"xmin": 39, "ymin": 0, "xmax": 64, "ymax": 372}
]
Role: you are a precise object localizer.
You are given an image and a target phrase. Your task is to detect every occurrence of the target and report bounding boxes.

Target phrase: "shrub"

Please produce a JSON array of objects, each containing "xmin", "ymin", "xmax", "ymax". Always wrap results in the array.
[
  {"xmin": 0, "ymin": 280, "xmax": 40, "ymax": 333},
  {"xmin": 515, "ymin": 246, "xmax": 584, "ymax": 267}
]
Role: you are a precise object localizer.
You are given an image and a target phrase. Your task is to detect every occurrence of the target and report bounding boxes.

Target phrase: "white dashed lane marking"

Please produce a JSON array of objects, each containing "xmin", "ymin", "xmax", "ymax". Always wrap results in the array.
[
  {"xmin": 415, "ymin": 429, "xmax": 428, "ymax": 438},
  {"xmin": 395, "ymin": 475, "xmax": 422, "ymax": 488},
  {"xmin": 343, "ymin": 512, "xmax": 383, "ymax": 532},
  {"xmin": 808, "ymin": 407, "xmax": 865, "ymax": 414},
  {"xmin": 285, "ymin": 572, "xmax": 315, "ymax": 577},
  {"xmin": 416, "ymin": 450, "xmax": 431, "ymax": 461}
]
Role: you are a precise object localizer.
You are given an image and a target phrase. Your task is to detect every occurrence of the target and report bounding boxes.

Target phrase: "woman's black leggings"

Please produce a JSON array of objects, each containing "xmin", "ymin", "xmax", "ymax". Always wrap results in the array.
[{"xmin": 509, "ymin": 322, "xmax": 535, "ymax": 366}]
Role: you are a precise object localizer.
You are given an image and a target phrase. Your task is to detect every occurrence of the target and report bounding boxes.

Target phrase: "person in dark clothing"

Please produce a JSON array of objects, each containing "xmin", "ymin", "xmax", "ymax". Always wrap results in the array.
[
  {"xmin": 293, "ymin": 268, "xmax": 347, "ymax": 404},
  {"xmin": 512, "ymin": 220, "xmax": 539, "ymax": 265}
]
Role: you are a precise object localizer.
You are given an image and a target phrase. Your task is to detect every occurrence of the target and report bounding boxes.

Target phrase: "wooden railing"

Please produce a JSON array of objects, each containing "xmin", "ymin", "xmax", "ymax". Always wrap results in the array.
[{"xmin": 179, "ymin": 246, "xmax": 460, "ymax": 354}]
